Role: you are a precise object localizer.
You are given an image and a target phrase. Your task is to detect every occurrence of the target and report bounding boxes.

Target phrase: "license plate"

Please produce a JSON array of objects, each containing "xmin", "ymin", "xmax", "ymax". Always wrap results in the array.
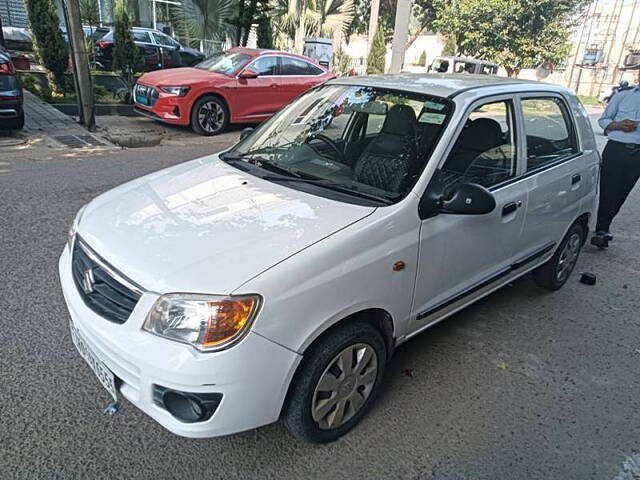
[
  {"xmin": 70, "ymin": 322, "xmax": 118, "ymax": 401},
  {"xmin": 135, "ymin": 94, "xmax": 149, "ymax": 106}
]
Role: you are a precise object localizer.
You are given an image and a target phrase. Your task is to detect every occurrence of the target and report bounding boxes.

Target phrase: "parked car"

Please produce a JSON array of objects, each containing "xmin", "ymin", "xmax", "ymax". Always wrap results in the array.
[
  {"xmin": 0, "ymin": 48, "xmax": 24, "ymax": 130},
  {"xmin": 133, "ymin": 47, "xmax": 335, "ymax": 135},
  {"xmin": 95, "ymin": 27, "xmax": 205, "ymax": 72},
  {"xmin": 60, "ymin": 74, "xmax": 598, "ymax": 443},
  {"xmin": 60, "ymin": 25, "xmax": 111, "ymax": 44},
  {"xmin": 1, "ymin": 27, "xmax": 33, "ymax": 52},
  {"xmin": 428, "ymin": 56, "xmax": 499, "ymax": 75}
]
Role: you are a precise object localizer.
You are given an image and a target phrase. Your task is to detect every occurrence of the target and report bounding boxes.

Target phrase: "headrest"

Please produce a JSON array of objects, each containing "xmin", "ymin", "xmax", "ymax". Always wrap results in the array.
[
  {"xmin": 381, "ymin": 104, "xmax": 417, "ymax": 136},
  {"xmin": 458, "ymin": 118, "xmax": 503, "ymax": 152}
]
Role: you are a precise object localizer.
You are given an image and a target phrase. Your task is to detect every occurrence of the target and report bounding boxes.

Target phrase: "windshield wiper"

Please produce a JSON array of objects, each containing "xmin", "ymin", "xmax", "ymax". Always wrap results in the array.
[
  {"xmin": 220, "ymin": 152, "xmax": 304, "ymax": 178},
  {"xmin": 262, "ymin": 175, "xmax": 394, "ymax": 205}
]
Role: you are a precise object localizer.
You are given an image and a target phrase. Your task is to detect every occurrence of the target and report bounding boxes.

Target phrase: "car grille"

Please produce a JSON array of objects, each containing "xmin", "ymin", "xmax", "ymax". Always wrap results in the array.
[
  {"xmin": 71, "ymin": 238, "xmax": 142, "ymax": 324},
  {"xmin": 134, "ymin": 83, "xmax": 159, "ymax": 107}
]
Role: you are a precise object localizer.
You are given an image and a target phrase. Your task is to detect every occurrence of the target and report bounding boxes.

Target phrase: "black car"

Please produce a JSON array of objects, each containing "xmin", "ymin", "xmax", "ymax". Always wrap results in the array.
[
  {"xmin": 95, "ymin": 27, "xmax": 205, "ymax": 71},
  {"xmin": 0, "ymin": 49, "xmax": 24, "ymax": 130}
]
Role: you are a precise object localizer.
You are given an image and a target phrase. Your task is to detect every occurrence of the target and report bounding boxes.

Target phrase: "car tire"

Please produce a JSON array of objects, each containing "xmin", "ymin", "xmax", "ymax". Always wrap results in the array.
[
  {"xmin": 190, "ymin": 95, "xmax": 229, "ymax": 136},
  {"xmin": 282, "ymin": 321, "xmax": 387, "ymax": 443},
  {"xmin": 532, "ymin": 223, "xmax": 584, "ymax": 291}
]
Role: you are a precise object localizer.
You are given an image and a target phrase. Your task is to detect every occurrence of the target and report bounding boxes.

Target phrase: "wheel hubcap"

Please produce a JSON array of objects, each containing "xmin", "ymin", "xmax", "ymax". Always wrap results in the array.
[
  {"xmin": 311, "ymin": 343, "xmax": 378, "ymax": 430},
  {"xmin": 556, "ymin": 233, "xmax": 581, "ymax": 282},
  {"xmin": 198, "ymin": 102, "xmax": 224, "ymax": 133}
]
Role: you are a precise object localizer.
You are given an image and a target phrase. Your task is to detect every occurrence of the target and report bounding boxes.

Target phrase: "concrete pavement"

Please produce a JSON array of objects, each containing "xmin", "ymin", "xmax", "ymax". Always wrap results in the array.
[{"xmin": 0, "ymin": 114, "xmax": 639, "ymax": 479}]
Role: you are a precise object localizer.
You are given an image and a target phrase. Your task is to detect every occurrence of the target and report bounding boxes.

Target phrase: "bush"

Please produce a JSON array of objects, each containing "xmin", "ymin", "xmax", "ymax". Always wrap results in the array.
[
  {"xmin": 333, "ymin": 47, "xmax": 351, "ymax": 75},
  {"xmin": 367, "ymin": 28, "xmax": 386, "ymax": 74},
  {"xmin": 417, "ymin": 50, "xmax": 427, "ymax": 66},
  {"xmin": 113, "ymin": 0, "xmax": 140, "ymax": 89},
  {"xmin": 24, "ymin": 0, "xmax": 69, "ymax": 92}
]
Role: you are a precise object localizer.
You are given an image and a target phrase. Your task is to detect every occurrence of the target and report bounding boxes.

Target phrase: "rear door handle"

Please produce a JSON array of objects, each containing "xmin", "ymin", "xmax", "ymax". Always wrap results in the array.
[
  {"xmin": 572, "ymin": 174, "xmax": 581, "ymax": 185},
  {"xmin": 502, "ymin": 202, "xmax": 517, "ymax": 217}
]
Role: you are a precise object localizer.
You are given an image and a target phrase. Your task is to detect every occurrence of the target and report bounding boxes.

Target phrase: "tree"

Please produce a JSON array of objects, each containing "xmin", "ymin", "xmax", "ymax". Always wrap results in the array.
[
  {"xmin": 80, "ymin": 0, "xmax": 100, "ymax": 68},
  {"xmin": 441, "ymin": 33, "xmax": 456, "ymax": 56},
  {"xmin": 256, "ymin": 18, "xmax": 274, "ymax": 48},
  {"xmin": 366, "ymin": 26, "xmax": 386, "ymax": 73},
  {"xmin": 112, "ymin": 0, "xmax": 139, "ymax": 90},
  {"xmin": 434, "ymin": 0, "xmax": 591, "ymax": 77},
  {"xmin": 25, "ymin": 0, "xmax": 69, "ymax": 92},
  {"xmin": 231, "ymin": 0, "xmax": 271, "ymax": 46},
  {"xmin": 179, "ymin": 0, "xmax": 236, "ymax": 44},
  {"xmin": 270, "ymin": 0, "xmax": 354, "ymax": 52},
  {"xmin": 333, "ymin": 46, "xmax": 351, "ymax": 74}
]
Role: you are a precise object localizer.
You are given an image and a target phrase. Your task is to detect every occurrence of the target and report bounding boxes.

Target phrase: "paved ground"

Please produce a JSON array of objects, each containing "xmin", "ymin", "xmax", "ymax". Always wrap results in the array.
[{"xmin": 1, "ymin": 113, "xmax": 639, "ymax": 479}]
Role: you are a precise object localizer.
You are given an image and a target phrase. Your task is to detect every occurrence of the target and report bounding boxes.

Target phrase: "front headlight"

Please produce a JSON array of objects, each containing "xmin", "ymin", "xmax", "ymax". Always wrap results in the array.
[
  {"xmin": 160, "ymin": 86, "xmax": 190, "ymax": 96},
  {"xmin": 68, "ymin": 204, "xmax": 88, "ymax": 252},
  {"xmin": 143, "ymin": 294, "xmax": 261, "ymax": 352}
]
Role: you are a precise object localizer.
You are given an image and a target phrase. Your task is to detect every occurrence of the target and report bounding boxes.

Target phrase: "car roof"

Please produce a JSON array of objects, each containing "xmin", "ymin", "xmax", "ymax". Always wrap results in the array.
[
  {"xmin": 328, "ymin": 73, "xmax": 572, "ymax": 99},
  {"xmin": 228, "ymin": 46, "xmax": 323, "ymax": 63}
]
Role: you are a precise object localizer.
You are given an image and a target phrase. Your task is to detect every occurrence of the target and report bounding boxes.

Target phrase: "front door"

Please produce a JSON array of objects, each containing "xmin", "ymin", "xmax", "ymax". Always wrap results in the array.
[
  {"xmin": 235, "ymin": 55, "xmax": 281, "ymax": 121},
  {"xmin": 410, "ymin": 97, "xmax": 527, "ymax": 331}
]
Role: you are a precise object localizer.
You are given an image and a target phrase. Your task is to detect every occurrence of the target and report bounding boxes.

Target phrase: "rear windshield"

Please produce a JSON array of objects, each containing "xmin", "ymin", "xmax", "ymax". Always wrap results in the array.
[{"xmin": 0, "ymin": 75, "xmax": 19, "ymax": 91}]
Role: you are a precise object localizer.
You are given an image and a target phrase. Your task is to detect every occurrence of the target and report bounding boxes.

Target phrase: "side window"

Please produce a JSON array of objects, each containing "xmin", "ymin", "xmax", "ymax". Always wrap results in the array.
[
  {"xmin": 281, "ymin": 58, "xmax": 314, "ymax": 75},
  {"xmin": 521, "ymin": 97, "xmax": 578, "ymax": 171},
  {"xmin": 153, "ymin": 33, "xmax": 179, "ymax": 48},
  {"xmin": 307, "ymin": 63, "xmax": 324, "ymax": 75},
  {"xmin": 442, "ymin": 100, "xmax": 517, "ymax": 188},
  {"xmin": 133, "ymin": 31, "xmax": 152, "ymax": 43},
  {"xmin": 247, "ymin": 56, "xmax": 279, "ymax": 76},
  {"xmin": 365, "ymin": 114, "xmax": 386, "ymax": 135}
]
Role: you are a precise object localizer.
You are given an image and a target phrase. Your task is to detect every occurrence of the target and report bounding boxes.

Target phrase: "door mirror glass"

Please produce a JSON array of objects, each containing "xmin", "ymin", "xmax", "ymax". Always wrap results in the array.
[
  {"xmin": 239, "ymin": 69, "xmax": 259, "ymax": 79},
  {"xmin": 440, "ymin": 182, "xmax": 496, "ymax": 215}
]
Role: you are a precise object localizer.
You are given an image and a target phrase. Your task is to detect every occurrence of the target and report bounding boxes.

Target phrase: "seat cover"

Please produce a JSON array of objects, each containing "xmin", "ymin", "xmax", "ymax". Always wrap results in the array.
[{"xmin": 354, "ymin": 105, "xmax": 418, "ymax": 194}]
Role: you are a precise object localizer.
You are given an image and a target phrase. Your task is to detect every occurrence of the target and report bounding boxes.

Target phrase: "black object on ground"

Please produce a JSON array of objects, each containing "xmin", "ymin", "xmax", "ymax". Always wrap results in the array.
[{"xmin": 580, "ymin": 272, "xmax": 597, "ymax": 285}]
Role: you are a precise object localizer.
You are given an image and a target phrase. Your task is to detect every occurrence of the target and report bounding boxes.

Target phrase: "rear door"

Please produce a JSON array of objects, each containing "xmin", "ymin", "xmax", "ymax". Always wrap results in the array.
[
  {"xmin": 516, "ymin": 94, "xmax": 583, "ymax": 260},
  {"xmin": 234, "ymin": 55, "xmax": 281, "ymax": 121},
  {"xmin": 280, "ymin": 57, "xmax": 326, "ymax": 101},
  {"xmin": 132, "ymin": 30, "xmax": 160, "ymax": 70},
  {"xmin": 151, "ymin": 32, "xmax": 181, "ymax": 68}
]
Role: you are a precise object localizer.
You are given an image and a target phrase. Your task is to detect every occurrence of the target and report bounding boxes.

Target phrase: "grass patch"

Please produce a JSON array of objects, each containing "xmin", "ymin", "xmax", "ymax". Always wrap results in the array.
[{"xmin": 578, "ymin": 95, "xmax": 600, "ymax": 106}]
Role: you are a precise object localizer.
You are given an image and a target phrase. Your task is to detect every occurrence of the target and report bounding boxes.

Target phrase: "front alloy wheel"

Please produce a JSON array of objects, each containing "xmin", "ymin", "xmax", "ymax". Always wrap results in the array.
[
  {"xmin": 190, "ymin": 96, "xmax": 228, "ymax": 136},
  {"xmin": 283, "ymin": 322, "xmax": 386, "ymax": 443}
]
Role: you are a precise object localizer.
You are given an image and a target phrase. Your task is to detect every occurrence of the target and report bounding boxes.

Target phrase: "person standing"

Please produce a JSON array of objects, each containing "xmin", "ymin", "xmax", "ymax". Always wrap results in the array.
[{"xmin": 591, "ymin": 86, "xmax": 640, "ymax": 248}]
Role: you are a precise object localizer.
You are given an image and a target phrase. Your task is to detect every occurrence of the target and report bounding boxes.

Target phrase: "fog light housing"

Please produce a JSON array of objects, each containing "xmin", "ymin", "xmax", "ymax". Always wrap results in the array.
[
  {"xmin": 153, "ymin": 385, "xmax": 222, "ymax": 423},
  {"xmin": 172, "ymin": 106, "xmax": 180, "ymax": 117}
]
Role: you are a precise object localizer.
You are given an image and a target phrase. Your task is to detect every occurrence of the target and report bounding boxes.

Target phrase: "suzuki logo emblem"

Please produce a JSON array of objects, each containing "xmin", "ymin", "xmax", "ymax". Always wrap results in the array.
[{"xmin": 82, "ymin": 268, "xmax": 95, "ymax": 294}]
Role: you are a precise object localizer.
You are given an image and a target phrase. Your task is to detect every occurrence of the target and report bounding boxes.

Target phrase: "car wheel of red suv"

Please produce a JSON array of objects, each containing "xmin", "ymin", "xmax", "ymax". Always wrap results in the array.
[{"xmin": 191, "ymin": 95, "xmax": 229, "ymax": 136}]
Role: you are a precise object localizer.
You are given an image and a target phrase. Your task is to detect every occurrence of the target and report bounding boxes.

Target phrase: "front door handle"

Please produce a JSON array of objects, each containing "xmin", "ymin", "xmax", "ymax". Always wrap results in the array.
[
  {"xmin": 502, "ymin": 202, "xmax": 517, "ymax": 217},
  {"xmin": 572, "ymin": 174, "xmax": 581, "ymax": 185}
]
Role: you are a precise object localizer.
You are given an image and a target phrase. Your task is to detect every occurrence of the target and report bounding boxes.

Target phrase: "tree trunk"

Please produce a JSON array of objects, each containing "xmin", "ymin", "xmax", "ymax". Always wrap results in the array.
[
  {"xmin": 294, "ymin": 9, "xmax": 305, "ymax": 54},
  {"xmin": 367, "ymin": 0, "xmax": 380, "ymax": 56},
  {"xmin": 389, "ymin": 0, "xmax": 411, "ymax": 73}
]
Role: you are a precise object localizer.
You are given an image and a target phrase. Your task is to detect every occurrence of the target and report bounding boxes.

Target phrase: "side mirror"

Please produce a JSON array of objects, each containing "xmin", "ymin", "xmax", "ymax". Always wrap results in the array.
[
  {"xmin": 440, "ymin": 182, "xmax": 496, "ymax": 215},
  {"xmin": 239, "ymin": 69, "xmax": 259, "ymax": 79},
  {"xmin": 240, "ymin": 127, "xmax": 254, "ymax": 141}
]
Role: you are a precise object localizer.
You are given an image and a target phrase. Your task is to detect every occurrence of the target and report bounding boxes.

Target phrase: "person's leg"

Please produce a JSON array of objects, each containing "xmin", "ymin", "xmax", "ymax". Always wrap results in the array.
[
  {"xmin": 595, "ymin": 141, "xmax": 624, "ymax": 233},
  {"xmin": 605, "ymin": 150, "xmax": 640, "ymax": 229}
]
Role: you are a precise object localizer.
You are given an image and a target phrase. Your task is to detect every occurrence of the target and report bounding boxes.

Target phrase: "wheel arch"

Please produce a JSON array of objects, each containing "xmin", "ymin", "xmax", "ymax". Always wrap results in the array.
[
  {"xmin": 574, "ymin": 212, "xmax": 591, "ymax": 244},
  {"xmin": 278, "ymin": 307, "xmax": 395, "ymax": 417}
]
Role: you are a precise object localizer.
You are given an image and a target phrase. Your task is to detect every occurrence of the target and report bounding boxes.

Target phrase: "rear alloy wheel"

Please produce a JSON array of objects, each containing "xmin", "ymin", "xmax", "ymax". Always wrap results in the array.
[
  {"xmin": 283, "ymin": 322, "xmax": 386, "ymax": 443},
  {"xmin": 190, "ymin": 96, "xmax": 228, "ymax": 136},
  {"xmin": 532, "ymin": 223, "xmax": 584, "ymax": 290}
]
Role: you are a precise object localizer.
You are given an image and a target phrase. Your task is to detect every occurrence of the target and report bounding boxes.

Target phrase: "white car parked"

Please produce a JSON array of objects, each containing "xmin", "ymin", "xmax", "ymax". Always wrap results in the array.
[{"xmin": 60, "ymin": 74, "xmax": 599, "ymax": 443}]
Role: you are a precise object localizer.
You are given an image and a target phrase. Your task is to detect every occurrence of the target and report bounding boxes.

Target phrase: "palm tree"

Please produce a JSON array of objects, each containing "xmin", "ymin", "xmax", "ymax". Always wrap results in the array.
[
  {"xmin": 179, "ymin": 0, "xmax": 237, "ymax": 48},
  {"xmin": 271, "ymin": 0, "xmax": 354, "ymax": 52}
]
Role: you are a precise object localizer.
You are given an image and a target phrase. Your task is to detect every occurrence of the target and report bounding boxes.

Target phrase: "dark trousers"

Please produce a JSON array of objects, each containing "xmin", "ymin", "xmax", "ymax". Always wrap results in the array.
[{"xmin": 596, "ymin": 140, "xmax": 640, "ymax": 232}]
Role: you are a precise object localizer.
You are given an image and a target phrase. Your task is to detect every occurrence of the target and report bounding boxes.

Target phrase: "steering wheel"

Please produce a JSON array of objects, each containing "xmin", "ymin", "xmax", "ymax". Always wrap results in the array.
[{"xmin": 306, "ymin": 134, "xmax": 347, "ymax": 164}]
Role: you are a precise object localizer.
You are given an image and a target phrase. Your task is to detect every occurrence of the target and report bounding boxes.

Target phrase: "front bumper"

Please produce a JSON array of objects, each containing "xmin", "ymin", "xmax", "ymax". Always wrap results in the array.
[
  {"xmin": 133, "ymin": 88, "xmax": 191, "ymax": 126},
  {"xmin": 58, "ymin": 246, "xmax": 301, "ymax": 438}
]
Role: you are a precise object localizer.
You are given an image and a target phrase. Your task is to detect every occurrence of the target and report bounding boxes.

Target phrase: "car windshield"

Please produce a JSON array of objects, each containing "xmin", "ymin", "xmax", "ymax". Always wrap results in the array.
[
  {"xmin": 195, "ymin": 52, "xmax": 251, "ymax": 75},
  {"xmin": 226, "ymin": 84, "xmax": 453, "ymax": 206}
]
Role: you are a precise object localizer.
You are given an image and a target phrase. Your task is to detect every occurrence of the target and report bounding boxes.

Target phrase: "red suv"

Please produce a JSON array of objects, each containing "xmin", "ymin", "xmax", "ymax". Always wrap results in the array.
[{"xmin": 133, "ymin": 47, "xmax": 335, "ymax": 135}]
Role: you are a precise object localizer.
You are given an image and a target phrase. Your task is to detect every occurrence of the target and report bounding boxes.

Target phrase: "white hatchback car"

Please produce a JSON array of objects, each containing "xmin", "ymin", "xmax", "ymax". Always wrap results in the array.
[{"xmin": 60, "ymin": 74, "xmax": 599, "ymax": 443}]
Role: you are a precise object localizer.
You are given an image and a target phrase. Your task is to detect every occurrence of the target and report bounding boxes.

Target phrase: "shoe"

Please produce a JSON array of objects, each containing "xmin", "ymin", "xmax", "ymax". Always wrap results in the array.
[
  {"xmin": 591, "ymin": 232, "xmax": 609, "ymax": 248},
  {"xmin": 604, "ymin": 232, "xmax": 613, "ymax": 241}
]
